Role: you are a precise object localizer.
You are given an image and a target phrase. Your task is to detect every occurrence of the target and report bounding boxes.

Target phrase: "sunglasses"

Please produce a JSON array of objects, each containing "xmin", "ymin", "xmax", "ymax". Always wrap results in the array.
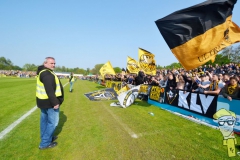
[{"xmin": 218, "ymin": 120, "xmax": 235, "ymax": 126}]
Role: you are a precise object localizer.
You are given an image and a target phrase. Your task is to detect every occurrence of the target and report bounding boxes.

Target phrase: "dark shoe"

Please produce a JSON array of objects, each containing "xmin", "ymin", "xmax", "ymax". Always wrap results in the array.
[
  {"xmin": 52, "ymin": 136, "xmax": 58, "ymax": 142},
  {"xmin": 39, "ymin": 142, "xmax": 58, "ymax": 150}
]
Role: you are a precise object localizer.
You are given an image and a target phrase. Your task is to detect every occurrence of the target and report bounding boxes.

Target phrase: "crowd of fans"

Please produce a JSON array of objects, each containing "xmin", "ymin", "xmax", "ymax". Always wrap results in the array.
[
  {"xmin": 0, "ymin": 70, "xmax": 36, "ymax": 77},
  {"xmin": 1, "ymin": 63, "xmax": 240, "ymax": 101},
  {"xmin": 102, "ymin": 63, "xmax": 240, "ymax": 101}
]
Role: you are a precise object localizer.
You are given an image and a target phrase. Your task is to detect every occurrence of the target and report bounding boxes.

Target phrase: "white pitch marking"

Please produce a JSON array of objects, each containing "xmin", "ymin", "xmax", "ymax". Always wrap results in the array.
[
  {"xmin": 0, "ymin": 82, "xmax": 69, "ymax": 140},
  {"xmin": 101, "ymin": 103, "xmax": 138, "ymax": 138}
]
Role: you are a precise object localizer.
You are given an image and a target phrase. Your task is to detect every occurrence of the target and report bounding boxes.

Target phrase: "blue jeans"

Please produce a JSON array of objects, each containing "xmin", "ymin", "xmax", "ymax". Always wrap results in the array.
[
  {"xmin": 39, "ymin": 108, "xmax": 59, "ymax": 148},
  {"xmin": 70, "ymin": 82, "xmax": 74, "ymax": 91}
]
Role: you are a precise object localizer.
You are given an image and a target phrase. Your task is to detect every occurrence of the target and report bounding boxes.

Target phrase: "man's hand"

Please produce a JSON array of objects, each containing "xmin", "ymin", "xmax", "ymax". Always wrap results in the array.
[
  {"xmin": 53, "ymin": 104, "xmax": 59, "ymax": 109},
  {"xmin": 227, "ymin": 96, "xmax": 232, "ymax": 101}
]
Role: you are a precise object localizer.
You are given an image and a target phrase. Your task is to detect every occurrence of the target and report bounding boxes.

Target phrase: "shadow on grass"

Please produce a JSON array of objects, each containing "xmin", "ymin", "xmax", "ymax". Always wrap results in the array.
[
  {"xmin": 95, "ymin": 85, "xmax": 106, "ymax": 89},
  {"xmin": 55, "ymin": 111, "xmax": 67, "ymax": 135},
  {"xmin": 109, "ymin": 99, "xmax": 151, "ymax": 108},
  {"xmin": 135, "ymin": 99, "xmax": 151, "ymax": 107}
]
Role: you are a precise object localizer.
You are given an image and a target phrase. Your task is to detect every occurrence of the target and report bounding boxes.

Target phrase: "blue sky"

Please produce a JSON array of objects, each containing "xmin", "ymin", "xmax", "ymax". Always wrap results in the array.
[{"xmin": 1, "ymin": 0, "xmax": 240, "ymax": 69}]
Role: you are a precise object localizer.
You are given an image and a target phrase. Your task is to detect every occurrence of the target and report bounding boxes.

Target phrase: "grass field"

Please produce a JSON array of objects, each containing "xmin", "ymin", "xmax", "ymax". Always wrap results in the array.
[{"xmin": 0, "ymin": 77, "xmax": 240, "ymax": 159}]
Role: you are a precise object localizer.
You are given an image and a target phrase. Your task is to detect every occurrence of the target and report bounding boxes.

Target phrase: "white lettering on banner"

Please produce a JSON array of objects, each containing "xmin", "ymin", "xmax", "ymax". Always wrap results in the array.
[
  {"xmin": 199, "ymin": 94, "xmax": 214, "ymax": 114},
  {"xmin": 178, "ymin": 91, "xmax": 214, "ymax": 114},
  {"xmin": 178, "ymin": 91, "xmax": 190, "ymax": 109},
  {"xmin": 190, "ymin": 93, "xmax": 202, "ymax": 113}
]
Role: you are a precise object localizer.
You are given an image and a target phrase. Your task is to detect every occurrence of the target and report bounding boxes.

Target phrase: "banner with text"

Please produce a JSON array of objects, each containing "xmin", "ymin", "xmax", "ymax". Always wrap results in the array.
[{"xmin": 149, "ymin": 87, "xmax": 218, "ymax": 118}]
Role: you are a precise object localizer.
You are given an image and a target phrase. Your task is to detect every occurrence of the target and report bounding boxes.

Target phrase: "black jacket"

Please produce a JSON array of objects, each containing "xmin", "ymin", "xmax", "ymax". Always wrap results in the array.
[
  {"xmin": 69, "ymin": 75, "xmax": 73, "ymax": 82},
  {"xmin": 36, "ymin": 65, "xmax": 64, "ymax": 109},
  {"xmin": 166, "ymin": 73, "xmax": 177, "ymax": 91},
  {"xmin": 135, "ymin": 71, "xmax": 145, "ymax": 85}
]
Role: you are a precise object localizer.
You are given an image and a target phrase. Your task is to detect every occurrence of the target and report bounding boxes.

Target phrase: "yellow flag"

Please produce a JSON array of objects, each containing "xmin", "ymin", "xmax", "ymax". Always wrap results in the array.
[
  {"xmin": 138, "ymin": 48, "xmax": 156, "ymax": 75},
  {"xmin": 127, "ymin": 56, "xmax": 140, "ymax": 74},
  {"xmin": 99, "ymin": 61, "xmax": 116, "ymax": 78}
]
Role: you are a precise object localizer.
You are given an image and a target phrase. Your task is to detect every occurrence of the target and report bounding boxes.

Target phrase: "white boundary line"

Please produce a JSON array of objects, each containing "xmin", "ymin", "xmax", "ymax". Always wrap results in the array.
[
  {"xmin": 0, "ymin": 82, "xmax": 69, "ymax": 140},
  {"xmin": 100, "ymin": 103, "xmax": 138, "ymax": 138}
]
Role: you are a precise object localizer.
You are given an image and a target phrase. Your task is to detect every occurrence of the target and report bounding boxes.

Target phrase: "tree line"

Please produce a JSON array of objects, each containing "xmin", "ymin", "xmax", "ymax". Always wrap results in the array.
[{"xmin": 1, "ymin": 45, "xmax": 240, "ymax": 75}]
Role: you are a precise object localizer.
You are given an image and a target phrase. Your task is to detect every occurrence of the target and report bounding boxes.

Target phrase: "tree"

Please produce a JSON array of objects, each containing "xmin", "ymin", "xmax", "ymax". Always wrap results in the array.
[
  {"xmin": 165, "ymin": 62, "xmax": 182, "ymax": 69},
  {"xmin": 205, "ymin": 54, "xmax": 230, "ymax": 66},
  {"xmin": 90, "ymin": 64, "xmax": 104, "ymax": 75},
  {"xmin": 22, "ymin": 63, "xmax": 38, "ymax": 71},
  {"xmin": 77, "ymin": 68, "xmax": 87, "ymax": 75},
  {"xmin": 156, "ymin": 65, "xmax": 164, "ymax": 69},
  {"xmin": 13, "ymin": 65, "xmax": 22, "ymax": 70},
  {"xmin": 113, "ymin": 67, "xmax": 121, "ymax": 73},
  {"xmin": 220, "ymin": 46, "xmax": 233, "ymax": 61},
  {"xmin": 204, "ymin": 45, "xmax": 240, "ymax": 66},
  {"xmin": 86, "ymin": 68, "xmax": 90, "ymax": 75},
  {"xmin": 72, "ymin": 67, "xmax": 87, "ymax": 74},
  {"xmin": 232, "ymin": 45, "xmax": 240, "ymax": 63},
  {"xmin": 61, "ymin": 66, "xmax": 66, "ymax": 72},
  {"xmin": 54, "ymin": 66, "xmax": 63, "ymax": 72},
  {"xmin": 219, "ymin": 45, "xmax": 240, "ymax": 63},
  {"xmin": 0, "ymin": 57, "xmax": 14, "ymax": 70}
]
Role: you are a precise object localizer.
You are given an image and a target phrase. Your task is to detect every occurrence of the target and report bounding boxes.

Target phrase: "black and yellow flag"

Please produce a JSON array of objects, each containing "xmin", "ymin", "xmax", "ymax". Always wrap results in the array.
[
  {"xmin": 138, "ymin": 48, "xmax": 156, "ymax": 75},
  {"xmin": 127, "ymin": 56, "xmax": 140, "ymax": 74},
  {"xmin": 99, "ymin": 61, "xmax": 116, "ymax": 77},
  {"xmin": 155, "ymin": 0, "xmax": 240, "ymax": 70}
]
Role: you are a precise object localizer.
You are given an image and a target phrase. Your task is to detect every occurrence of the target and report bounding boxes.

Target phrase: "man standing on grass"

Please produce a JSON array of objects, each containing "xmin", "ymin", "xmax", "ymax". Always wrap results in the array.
[
  {"xmin": 69, "ymin": 72, "xmax": 75, "ymax": 92},
  {"xmin": 36, "ymin": 57, "xmax": 64, "ymax": 149}
]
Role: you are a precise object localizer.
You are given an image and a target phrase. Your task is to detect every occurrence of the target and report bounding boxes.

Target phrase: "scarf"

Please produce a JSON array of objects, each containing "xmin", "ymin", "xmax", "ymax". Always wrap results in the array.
[
  {"xmin": 209, "ymin": 81, "xmax": 219, "ymax": 91},
  {"xmin": 227, "ymin": 84, "xmax": 238, "ymax": 95}
]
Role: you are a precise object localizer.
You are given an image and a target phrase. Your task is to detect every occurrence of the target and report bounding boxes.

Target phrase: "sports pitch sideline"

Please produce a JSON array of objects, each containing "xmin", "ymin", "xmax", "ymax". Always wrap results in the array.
[{"xmin": 0, "ymin": 77, "xmax": 239, "ymax": 159}]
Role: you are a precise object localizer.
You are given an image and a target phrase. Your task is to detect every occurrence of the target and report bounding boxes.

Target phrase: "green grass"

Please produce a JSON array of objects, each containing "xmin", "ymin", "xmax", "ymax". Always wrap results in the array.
[
  {"xmin": 0, "ymin": 78, "xmax": 37, "ymax": 131},
  {"xmin": 0, "ymin": 78, "xmax": 240, "ymax": 159}
]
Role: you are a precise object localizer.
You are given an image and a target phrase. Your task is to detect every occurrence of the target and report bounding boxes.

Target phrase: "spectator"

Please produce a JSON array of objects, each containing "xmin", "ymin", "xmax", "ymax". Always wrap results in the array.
[
  {"xmin": 192, "ymin": 74, "xmax": 210, "ymax": 93},
  {"xmin": 204, "ymin": 74, "xmax": 224, "ymax": 95},
  {"xmin": 127, "ymin": 75, "xmax": 134, "ymax": 85},
  {"xmin": 144, "ymin": 74, "xmax": 152, "ymax": 84},
  {"xmin": 223, "ymin": 74, "xmax": 230, "ymax": 86},
  {"xmin": 135, "ymin": 71, "xmax": 145, "ymax": 85},
  {"xmin": 198, "ymin": 67, "xmax": 204, "ymax": 76},
  {"xmin": 176, "ymin": 75, "xmax": 185, "ymax": 90},
  {"xmin": 166, "ymin": 72, "xmax": 177, "ymax": 91},
  {"xmin": 222, "ymin": 76, "xmax": 240, "ymax": 101},
  {"xmin": 215, "ymin": 64, "xmax": 221, "ymax": 74},
  {"xmin": 181, "ymin": 74, "xmax": 193, "ymax": 91},
  {"xmin": 159, "ymin": 75, "xmax": 168, "ymax": 88},
  {"xmin": 149, "ymin": 76, "xmax": 159, "ymax": 86},
  {"xmin": 202, "ymin": 65, "xmax": 207, "ymax": 72}
]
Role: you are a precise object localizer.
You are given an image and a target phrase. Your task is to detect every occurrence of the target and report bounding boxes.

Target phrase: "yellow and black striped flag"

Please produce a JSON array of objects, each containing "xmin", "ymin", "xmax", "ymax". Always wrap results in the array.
[
  {"xmin": 138, "ymin": 48, "xmax": 156, "ymax": 75},
  {"xmin": 155, "ymin": 0, "xmax": 240, "ymax": 70}
]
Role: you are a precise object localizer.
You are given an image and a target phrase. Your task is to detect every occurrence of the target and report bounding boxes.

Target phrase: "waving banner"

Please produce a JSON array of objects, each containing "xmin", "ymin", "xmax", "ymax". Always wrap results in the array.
[
  {"xmin": 84, "ymin": 88, "xmax": 118, "ymax": 101},
  {"xmin": 127, "ymin": 56, "xmax": 140, "ymax": 74},
  {"xmin": 117, "ymin": 85, "xmax": 140, "ymax": 108},
  {"xmin": 99, "ymin": 61, "xmax": 116, "ymax": 78},
  {"xmin": 155, "ymin": 0, "xmax": 240, "ymax": 70},
  {"xmin": 138, "ymin": 48, "xmax": 156, "ymax": 75}
]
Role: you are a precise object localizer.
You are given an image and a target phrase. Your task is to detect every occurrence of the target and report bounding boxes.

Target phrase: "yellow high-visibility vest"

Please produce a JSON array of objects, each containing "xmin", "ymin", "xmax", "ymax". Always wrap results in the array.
[
  {"xmin": 70, "ymin": 76, "xmax": 75, "ymax": 82},
  {"xmin": 36, "ymin": 69, "xmax": 62, "ymax": 99}
]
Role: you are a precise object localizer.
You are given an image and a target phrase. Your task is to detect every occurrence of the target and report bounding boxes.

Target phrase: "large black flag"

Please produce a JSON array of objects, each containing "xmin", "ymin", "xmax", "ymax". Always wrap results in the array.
[{"xmin": 155, "ymin": 0, "xmax": 240, "ymax": 70}]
